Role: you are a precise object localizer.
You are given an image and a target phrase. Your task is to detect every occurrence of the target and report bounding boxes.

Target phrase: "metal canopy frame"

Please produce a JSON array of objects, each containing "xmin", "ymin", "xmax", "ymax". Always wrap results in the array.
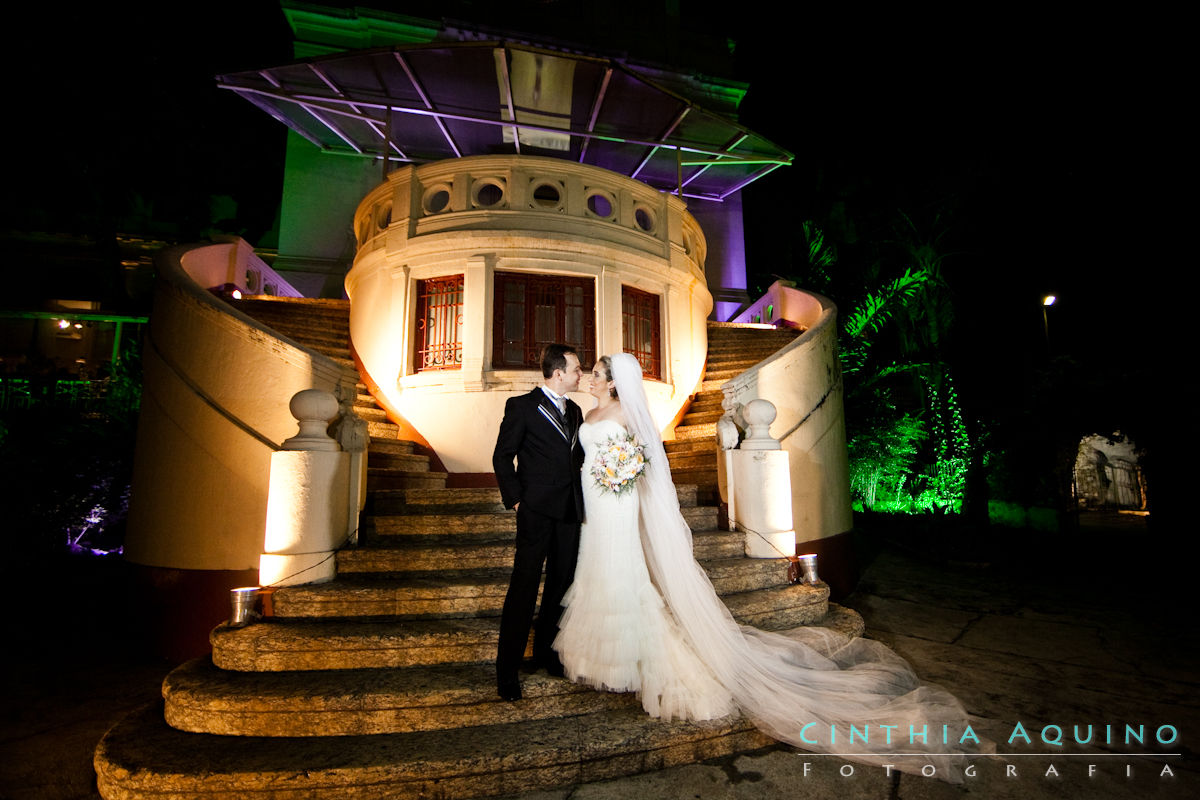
[{"xmin": 218, "ymin": 42, "xmax": 791, "ymax": 201}]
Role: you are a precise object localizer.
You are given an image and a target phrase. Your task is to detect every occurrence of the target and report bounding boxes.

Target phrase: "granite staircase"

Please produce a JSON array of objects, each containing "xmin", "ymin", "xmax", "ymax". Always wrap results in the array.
[
  {"xmin": 227, "ymin": 296, "xmax": 447, "ymax": 490},
  {"xmin": 94, "ymin": 305, "xmax": 856, "ymax": 799},
  {"xmin": 665, "ymin": 322, "xmax": 803, "ymax": 494}
]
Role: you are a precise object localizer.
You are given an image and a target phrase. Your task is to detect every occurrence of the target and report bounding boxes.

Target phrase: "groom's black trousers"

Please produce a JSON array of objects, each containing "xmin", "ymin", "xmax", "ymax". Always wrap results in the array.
[{"xmin": 497, "ymin": 502, "xmax": 580, "ymax": 683}]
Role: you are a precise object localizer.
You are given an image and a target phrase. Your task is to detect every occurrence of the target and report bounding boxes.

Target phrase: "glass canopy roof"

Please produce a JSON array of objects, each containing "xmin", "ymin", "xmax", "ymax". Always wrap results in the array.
[{"xmin": 218, "ymin": 42, "xmax": 792, "ymax": 201}]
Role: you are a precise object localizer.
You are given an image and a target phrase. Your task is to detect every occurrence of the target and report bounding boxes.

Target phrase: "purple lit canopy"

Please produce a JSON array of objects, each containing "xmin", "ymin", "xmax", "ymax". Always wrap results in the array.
[{"xmin": 218, "ymin": 42, "xmax": 792, "ymax": 202}]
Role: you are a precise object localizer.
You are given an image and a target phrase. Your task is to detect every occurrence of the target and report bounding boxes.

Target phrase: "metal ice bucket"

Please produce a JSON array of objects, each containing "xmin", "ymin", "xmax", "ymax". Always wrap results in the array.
[
  {"xmin": 229, "ymin": 587, "xmax": 261, "ymax": 627},
  {"xmin": 796, "ymin": 553, "xmax": 819, "ymax": 584}
]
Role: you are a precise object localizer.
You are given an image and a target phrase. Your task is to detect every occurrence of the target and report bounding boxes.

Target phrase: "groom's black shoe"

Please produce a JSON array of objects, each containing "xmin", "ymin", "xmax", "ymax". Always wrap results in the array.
[
  {"xmin": 540, "ymin": 656, "xmax": 566, "ymax": 678},
  {"xmin": 497, "ymin": 679, "xmax": 523, "ymax": 702}
]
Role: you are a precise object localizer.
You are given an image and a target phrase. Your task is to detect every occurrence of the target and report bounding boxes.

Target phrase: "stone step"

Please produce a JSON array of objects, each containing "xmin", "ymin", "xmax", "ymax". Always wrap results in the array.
[
  {"xmin": 679, "ymin": 409, "xmax": 723, "ymax": 427},
  {"xmin": 681, "ymin": 396, "xmax": 724, "ymax": 413},
  {"xmin": 367, "ymin": 419, "xmax": 400, "ymax": 438},
  {"xmin": 366, "ymin": 470, "xmax": 448, "ymax": 491},
  {"xmin": 270, "ymin": 570, "xmax": 512, "ymax": 620},
  {"xmin": 233, "ymin": 296, "xmax": 350, "ymax": 318},
  {"xmin": 368, "ymin": 438, "xmax": 417, "ymax": 456},
  {"xmin": 355, "ymin": 405, "xmax": 390, "ymax": 423},
  {"xmin": 666, "ymin": 450, "xmax": 716, "ymax": 472},
  {"xmin": 703, "ymin": 365, "xmax": 765, "ymax": 381},
  {"xmin": 168, "ymin": 603, "xmax": 861, "ymax": 740},
  {"xmin": 211, "ymin": 617, "xmax": 503, "ymax": 671},
  {"xmin": 369, "ymin": 487, "xmax": 507, "ymax": 515},
  {"xmin": 703, "ymin": 353, "xmax": 790, "ymax": 368},
  {"xmin": 703, "ymin": 352, "xmax": 786, "ymax": 367},
  {"xmin": 369, "ymin": 452, "xmax": 431, "ymax": 472},
  {"xmin": 369, "ymin": 511, "xmax": 517, "ymax": 537},
  {"xmin": 270, "ymin": 552, "xmax": 780, "ymax": 621},
  {"xmin": 366, "ymin": 452, "xmax": 431, "ymax": 472},
  {"xmin": 270, "ymin": 577, "xmax": 841, "ymax": 642},
  {"xmin": 704, "ymin": 341, "xmax": 795, "ymax": 356},
  {"xmin": 178, "ymin": 595, "xmax": 855, "ymax": 736},
  {"xmin": 163, "ymin": 658, "xmax": 638, "ymax": 737},
  {"xmin": 96, "ymin": 702, "xmax": 772, "ymax": 800},
  {"xmin": 266, "ymin": 327, "xmax": 350, "ymax": 349},
  {"xmin": 368, "ymin": 485, "xmax": 700, "ymax": 514},
  {"xmin": 664, "ymin": 438, "xmax": 715, "ymax": 454},
  {"xmin": 218, "ymin": 571, "xmax": 820, "ymax": 671},
  {"xmin": 674, "ymin": 421, "xmax": 717, "ymax": 440},
  {"xmin": 230, "ymin": 301, "xmax": 353, "ymax": 349},
  {"xmin": 668, "ymin": 470, "xmax": 719, "ymax": 492},
  {"xmin": 364, "ymin": 503, "xmax": 714, "ymax": 539},
  {"xmin": 342, "ymin": 528, "xmax": 741, "ymax": 572}
]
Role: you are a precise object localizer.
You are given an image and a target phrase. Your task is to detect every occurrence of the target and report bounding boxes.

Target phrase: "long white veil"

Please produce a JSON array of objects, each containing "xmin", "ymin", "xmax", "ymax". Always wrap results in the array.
[{"xmin": 609, "ymin": 353, "xmax": 984, "ymax": 781}]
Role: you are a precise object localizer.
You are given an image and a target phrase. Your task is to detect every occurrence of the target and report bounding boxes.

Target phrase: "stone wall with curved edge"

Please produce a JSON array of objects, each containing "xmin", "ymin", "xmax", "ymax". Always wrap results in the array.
[
  {"xmin": 126, "ymin": 241, "xmax": 360, "ymax": 573},
  {"xmin": 346, "ymin": 155, "xmax": 713, "ymax": 474},
  {"xmin": 723, "ymin": 282, "xmax": 853, "ymax": 549}
]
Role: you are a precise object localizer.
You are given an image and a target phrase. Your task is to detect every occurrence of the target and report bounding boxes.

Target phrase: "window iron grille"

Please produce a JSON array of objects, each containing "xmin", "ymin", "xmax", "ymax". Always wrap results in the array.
[
  {"xmin": 415, "ymin": 275, "xmax": 464, "ymax": 371},
  {"xmin": 493, "ymin": 272, "xmax": 596, "ymax": 369}
]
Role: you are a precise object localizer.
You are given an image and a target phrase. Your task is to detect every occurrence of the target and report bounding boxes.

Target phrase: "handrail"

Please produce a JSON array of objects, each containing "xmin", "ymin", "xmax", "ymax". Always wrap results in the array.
[
  {"xmin": 774, "ymin": 371, "xmax": 842, "ymax": 444},
  {"xmin": 718, "ymin": 283, "xmax": 852, "ymax": 544},
  {"xmin": 125, "ymin": 239, "xmax": 362, "ymax": 573},
  {"xmin": 144, "ymin": 331, "xmax": 281, "ymax": 451}
]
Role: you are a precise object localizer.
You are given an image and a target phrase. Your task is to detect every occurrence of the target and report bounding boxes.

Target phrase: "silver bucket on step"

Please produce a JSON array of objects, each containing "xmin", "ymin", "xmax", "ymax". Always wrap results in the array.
[{"xmin": 229, "ymin": 587, "xmax": 261, "ymax": 627}]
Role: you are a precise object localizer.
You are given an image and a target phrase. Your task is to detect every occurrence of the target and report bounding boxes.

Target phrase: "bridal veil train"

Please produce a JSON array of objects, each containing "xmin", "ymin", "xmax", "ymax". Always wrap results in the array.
[{"xmin": 561, "ymin": 353, "xmax": 986, "ymax": 782}]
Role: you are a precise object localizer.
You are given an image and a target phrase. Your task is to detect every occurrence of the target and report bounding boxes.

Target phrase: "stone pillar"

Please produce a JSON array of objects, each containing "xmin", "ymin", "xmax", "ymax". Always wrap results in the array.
[
  {"xmin": 722, "ymin": 399, "xmax": 796, "ymax": 558},
  {"xmin": 259, "ymin": 389, "xmax": 350, "ymax": 586}
]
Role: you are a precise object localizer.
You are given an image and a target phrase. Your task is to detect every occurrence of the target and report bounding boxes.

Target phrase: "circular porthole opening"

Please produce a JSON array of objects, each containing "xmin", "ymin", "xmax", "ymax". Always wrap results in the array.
[
  {"xmin": 586, "ymin": 193, "xmax": 613, "ymax": 218},
  {"xmin": 634, "ymin": 206, "xmax": 656, "ymax": 233},
  {"xmin": 474, "ymin": 180, "xmax": 505, "ymax": 208},
  {"xmin": 532, "ymin": 182, "xmax": 561, "ymax": 209},
  {"xmin": 423, "ymin": 188, "xmax": 450, "ymax": 214}
]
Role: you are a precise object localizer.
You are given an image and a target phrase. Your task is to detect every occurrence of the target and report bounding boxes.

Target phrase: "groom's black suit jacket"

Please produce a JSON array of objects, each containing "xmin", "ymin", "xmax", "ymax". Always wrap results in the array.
[{"xmin": 492, "ymin": 388, "xmax": 585, "ymax": 521}]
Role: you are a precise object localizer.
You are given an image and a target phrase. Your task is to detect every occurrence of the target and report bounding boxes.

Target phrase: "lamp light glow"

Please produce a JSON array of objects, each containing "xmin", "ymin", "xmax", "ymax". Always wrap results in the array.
[{"xmin": 1043, "ymin": 295, "xmax": 1056, "ymax": 307}]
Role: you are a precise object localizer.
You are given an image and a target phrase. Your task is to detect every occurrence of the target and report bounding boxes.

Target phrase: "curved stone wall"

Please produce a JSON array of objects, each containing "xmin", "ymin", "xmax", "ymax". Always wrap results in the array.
[
  {"xmin": 723, "ymin": 283, "xmax": 853, "ymax": 546},
  {"xmin": 126, "ymin": 242, "xmax": 358, "ymax": 571}
]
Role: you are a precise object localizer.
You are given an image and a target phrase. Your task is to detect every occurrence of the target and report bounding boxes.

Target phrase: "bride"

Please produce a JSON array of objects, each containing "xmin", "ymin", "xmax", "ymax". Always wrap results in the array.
[{"xmin": 554, "ymin": 353, "xmax": 985, "ymax": 781}]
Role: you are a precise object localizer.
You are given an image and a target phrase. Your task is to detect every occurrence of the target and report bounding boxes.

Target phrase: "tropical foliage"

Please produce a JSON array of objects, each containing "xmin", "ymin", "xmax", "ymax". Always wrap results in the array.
[{"xmin": 796, "ymin": 212, "xmax": 972, "ymax": 515}]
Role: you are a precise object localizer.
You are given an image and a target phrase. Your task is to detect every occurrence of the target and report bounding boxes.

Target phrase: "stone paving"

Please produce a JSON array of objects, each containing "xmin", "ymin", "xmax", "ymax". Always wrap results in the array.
[{"xmin": 2, "ymin": 512, "xmax": 1195, "ymax": 799}]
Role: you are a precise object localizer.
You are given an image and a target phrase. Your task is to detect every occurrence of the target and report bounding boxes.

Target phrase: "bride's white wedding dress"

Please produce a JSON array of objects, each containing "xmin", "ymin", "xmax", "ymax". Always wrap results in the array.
[
  {"xmin": 553, "ymin": 355, "xmax": 985, "ymax": 782},
  {"xmin": 554, "ymin": 419, "xmax": 736, "ymax": 721}
]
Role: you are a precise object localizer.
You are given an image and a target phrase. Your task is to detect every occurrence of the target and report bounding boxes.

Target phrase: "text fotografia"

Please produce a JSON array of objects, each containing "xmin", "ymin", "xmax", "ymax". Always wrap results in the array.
[
  {"xmin": 793, "ymin": 762, "xmax": 1179, "ymax": 779},
  {"xmin": 791, "ymin": 722, "xmax": 1180, "ymax": 781}
]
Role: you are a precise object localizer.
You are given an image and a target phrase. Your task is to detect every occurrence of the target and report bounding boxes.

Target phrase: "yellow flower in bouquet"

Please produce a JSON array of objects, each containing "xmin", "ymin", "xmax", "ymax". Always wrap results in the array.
[{"xmin": 590, "ymin": 433, "xmax": 647, "ymax": 495}]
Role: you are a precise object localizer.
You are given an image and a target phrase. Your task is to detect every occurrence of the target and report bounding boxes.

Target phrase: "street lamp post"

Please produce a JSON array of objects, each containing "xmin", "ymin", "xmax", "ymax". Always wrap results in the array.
[{"xmin": 1042, "ymin": 294, "xmax": 1056, "ymax": 346}]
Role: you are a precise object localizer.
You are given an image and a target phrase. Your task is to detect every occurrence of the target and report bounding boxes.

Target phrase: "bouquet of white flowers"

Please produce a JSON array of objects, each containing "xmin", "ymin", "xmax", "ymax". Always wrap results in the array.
[{"xmin": 590, "ymin": 432, "xmax": 648, "ymax": 495}]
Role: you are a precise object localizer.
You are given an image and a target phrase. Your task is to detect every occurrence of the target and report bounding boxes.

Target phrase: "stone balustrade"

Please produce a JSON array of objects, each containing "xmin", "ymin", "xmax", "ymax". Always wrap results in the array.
[
  {"xmin": 720, "ymin": 282, "xmax": 853, "ymax": 548},
  {"xmin": 353, "ymin": 154, "xmax": 706, "ymax": 281}
]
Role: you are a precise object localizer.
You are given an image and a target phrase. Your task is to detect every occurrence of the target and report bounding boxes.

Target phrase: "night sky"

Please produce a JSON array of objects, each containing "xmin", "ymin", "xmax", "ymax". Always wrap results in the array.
[{"xmin": 4, "ymin": 2, "xmax": 1172, "ymax": 481}]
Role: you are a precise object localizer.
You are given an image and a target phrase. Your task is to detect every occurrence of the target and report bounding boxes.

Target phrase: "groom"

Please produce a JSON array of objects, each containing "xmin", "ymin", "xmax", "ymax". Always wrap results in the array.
[{"xmin": 492, "ymin": 343, "xmax": 585, "ymax": 701}]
